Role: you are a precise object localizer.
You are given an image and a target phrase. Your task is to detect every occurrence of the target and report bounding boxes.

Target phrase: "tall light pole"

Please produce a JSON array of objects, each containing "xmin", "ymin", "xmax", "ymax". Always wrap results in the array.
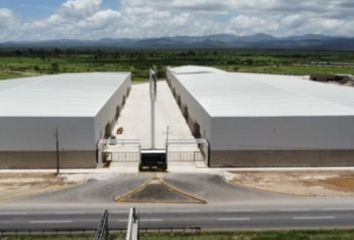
[{"xmin": 149, "ymin": 67, "xmax": 157, "ymax": 149}]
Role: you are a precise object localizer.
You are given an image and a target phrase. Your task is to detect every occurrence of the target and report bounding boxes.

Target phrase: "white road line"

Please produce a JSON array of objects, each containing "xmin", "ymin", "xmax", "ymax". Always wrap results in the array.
[
  {"xmin": 169, "ymin": 210, "xmax": 201, "ymax": 213},
  {"xmin": 225, "ymin": 209, "xmax": 256, "ymax": 213},
  {"xmin": 217, "ymin": 217, "xmax": 251, "ymax": 222},
  {"xmin": 279, "ymin": 208, "xmax": 310, "ymax": 212},
  {"xmin": 293, "ymin": 216, "xmax": 336, "ymax": 220},
  {"xmin": 29, "ymin": 220, "xmax": 73, "ymax": 224},
  {"xmin": 140, "ymin": 219, "xmax": 163, "ymax": 222},
  {"xmin": 323, "ymin": 208, "xmax": 354, "ymax": 211}
]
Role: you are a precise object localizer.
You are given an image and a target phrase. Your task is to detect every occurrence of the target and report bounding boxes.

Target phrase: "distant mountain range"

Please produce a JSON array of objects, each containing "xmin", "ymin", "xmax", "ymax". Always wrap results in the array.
[{"xmin": 1, "ymin": 33, "xmax": 354, "ymax": 50}]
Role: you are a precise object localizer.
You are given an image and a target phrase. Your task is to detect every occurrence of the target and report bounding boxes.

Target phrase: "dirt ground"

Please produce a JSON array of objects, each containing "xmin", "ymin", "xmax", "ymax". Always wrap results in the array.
[
  {"xmin": 0, "ymin": 173, "xmax": 85, "ymax": 202},
  {"xmin": 226, "ymin": 171, "xmax": 354, "ymax": 197}
]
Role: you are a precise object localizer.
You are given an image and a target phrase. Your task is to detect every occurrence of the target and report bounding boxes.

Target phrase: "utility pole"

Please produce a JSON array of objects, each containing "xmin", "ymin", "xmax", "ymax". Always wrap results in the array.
[
  {"xmin": 165, "ymin": 126, "xmax": 170, "ymax": 164},
  {"xmin": 55, "ymin": 128, "xmax": 60, "ymax": 176},
  {"xmin": 149, "ymin": 67, "xmax": 157, "ymax": 149},
  {"xmin": 165, "ymin": 126, "xmax": 169, "ymax": 151}
]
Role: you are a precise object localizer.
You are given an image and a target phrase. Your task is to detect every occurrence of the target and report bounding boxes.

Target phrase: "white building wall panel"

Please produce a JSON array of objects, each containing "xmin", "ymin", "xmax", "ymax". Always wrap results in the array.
[
  {"xmin": 0, "ymin": 117, "xmax": 94, "ymax": 151},
  {"xmin": 167, "ymin": 68, "xmax": 212, "ymax": 140},
  {"xmin": 211, "ymin": 116, "xmax": 354, "ymax": 151},
  {"xmin": 94, "ymin": 74, "xmax": 131, "ymax": 143}
]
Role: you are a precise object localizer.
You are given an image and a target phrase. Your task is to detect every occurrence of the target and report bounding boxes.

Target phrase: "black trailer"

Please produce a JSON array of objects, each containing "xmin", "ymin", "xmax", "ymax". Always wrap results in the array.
[{"xmin": 139, "ymin": 149, "xmax": 167, "ymax": 172}]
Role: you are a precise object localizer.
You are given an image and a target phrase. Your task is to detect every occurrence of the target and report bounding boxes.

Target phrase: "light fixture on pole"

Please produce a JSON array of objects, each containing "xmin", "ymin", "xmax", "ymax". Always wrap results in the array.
[{"xmin": 149, "ymin": 66, "xmax": 157, "ymax": 149}]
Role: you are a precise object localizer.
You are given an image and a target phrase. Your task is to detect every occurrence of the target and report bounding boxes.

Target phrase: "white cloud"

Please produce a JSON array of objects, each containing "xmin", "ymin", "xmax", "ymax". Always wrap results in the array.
[
  {"xmin": 0, "ymin": 8, "xmax": 21, "ymax": 41},
  {"xmin": 1, "ymin": 0, "xmax": 354, "ymax": 41},
  {"xmin": 60, "ymin": 0, "xmax": 102, "ymax": 18},
  {"xmin": 228, "ymin": 16, "xmax": 279, "ymax": 35},
  {"xmin": 78, "ymin": 9, "xmax": 121, "ymax": 30},
  {"xmin": 0, "ymin": 8, "xmax": 19, "ymax": 29}
]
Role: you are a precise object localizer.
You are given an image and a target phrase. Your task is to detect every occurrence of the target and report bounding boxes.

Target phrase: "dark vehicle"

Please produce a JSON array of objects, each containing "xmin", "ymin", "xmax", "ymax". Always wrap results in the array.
[{"xmin": 139, "ymin": 150, "xmax": 167, "ymax": 172}]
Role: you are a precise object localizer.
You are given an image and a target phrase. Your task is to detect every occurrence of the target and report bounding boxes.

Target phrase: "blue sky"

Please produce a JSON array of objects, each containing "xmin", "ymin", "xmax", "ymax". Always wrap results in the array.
[
  {"xmin": 0, "ymin": 0, "xmax": 62, "ymax": 20},
  {"xmin": 0, "ymin": 0, "xmax": 119, "ymax": 20},
  {"xmin": 0, "ymin": 0, "xmax": 353, "ymax": 41}
]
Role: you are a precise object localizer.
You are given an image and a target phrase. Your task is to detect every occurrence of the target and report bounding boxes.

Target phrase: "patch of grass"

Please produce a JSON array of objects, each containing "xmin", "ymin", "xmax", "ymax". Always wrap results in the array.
[
  {"xmin": 5, "ymin": 230, "xmax": 354, "ymax": 240},
  {"xmin": 0, "ymin": 71, "xmax": 28, "ymax": 80},
  {"xmin": 236, "ymin": 65, "xmax": 354, "ymax": 75},
  {"xmin": 3, "ymin": 233, "xmax": 123, "ymax": 240},
  {"xmin": 2, "ymin": 235, "xmax": 94, "ymax": 240},
  {"xmin": 140, "ymin": 230, "xmax": 354, "ymax": 240}
]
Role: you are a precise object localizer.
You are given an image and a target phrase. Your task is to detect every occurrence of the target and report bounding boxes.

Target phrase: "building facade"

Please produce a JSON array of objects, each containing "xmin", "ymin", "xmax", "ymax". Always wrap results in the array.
[
  {"xmin": 0, "ymin": 73, "xmax": 131, "ymax": 169},
  {"xmin": 167, "ymin": 66, "xmax": 354, "ymax": 167}
]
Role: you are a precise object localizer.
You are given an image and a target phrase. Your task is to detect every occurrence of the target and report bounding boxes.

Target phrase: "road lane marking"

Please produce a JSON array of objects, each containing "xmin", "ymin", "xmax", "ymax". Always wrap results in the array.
[
  {"xmin": 323, "ymin": 208, "xmax": 354, "ymax": 211},
  {"xmin": 293, "ymin": 216, "xmax": 336, "ymax": 220},
  {"xmin": 225, "ymin": 209, "xmax": 256, "ymax": 213},
  {"xmin": 169, "ymin": 210, "xmax": 200, "ymax": 213},
  {"xmin": 279, "ymin": 208, "xmax": 310, "ymax": 212},
  {"xmin": 217, "ymin": 217, "xmax": 250, "ymax": 222},
  {"xmin": 29, "ymin": 220, "xmax": 73, "ymax": 224},
  {"xmin": 140, "ymin": 219, "xmax": 163, "ymax": 222}
]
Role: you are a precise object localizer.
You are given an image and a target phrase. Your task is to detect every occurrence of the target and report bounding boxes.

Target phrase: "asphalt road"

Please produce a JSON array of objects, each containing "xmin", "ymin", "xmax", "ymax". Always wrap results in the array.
[
  {"xmin": 2, "ymin": 173, "xmax": 354, "ymax": 232},
  {"xmin": 18, "ymin": 173, "xmax": 289, "ymax": 204},
  {"xmin": 1, "ymin": 205, "xmax": 354, "ymax": 231}
]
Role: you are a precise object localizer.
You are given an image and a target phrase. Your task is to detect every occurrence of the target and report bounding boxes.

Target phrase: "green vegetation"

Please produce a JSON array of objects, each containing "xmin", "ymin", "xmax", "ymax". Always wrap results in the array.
[
  {"xmin": 140, "ymin": 230, "xmax": 354, "ymax": 240},
  {"xmin": 4, "ymin": 230, "xmax": 354, "ymax": 240},
  {"xmin": 2, "ymin": 235, "xmax": 95, "ymax": 240},
  {"xmin": 0, "ymin": 49, "xmax": 354, "ymax": 81}
]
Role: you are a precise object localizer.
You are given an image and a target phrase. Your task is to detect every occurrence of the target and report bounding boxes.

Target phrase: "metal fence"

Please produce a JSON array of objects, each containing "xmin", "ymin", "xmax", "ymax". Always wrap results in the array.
[
  {"xmin": 100, "ymin": 139, "xmax": 141, "ymax": 164},
  {"xmin": 167, "ymin": 138, "xmax": 209, "ymax": 165},
  {"xmin": 167, "ymin": 151, "xmax": 204, "ymax": 162},
  {"xmin": 111, "ymin": 151, "xmax": 140, "ymax": 162},
  {"xmin": 95, "ymin": 210, "xmax": 109, "ymax": 240}
]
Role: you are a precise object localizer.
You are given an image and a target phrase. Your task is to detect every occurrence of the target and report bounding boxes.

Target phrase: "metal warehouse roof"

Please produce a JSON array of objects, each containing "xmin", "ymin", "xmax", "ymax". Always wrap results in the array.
[
  {"xmin": 170, "ymin": 66, "xmax": 354, "ymax": 117},
  {"xmin": 0, "ymin": 72, "xmax": 130, "ymax": 117}
]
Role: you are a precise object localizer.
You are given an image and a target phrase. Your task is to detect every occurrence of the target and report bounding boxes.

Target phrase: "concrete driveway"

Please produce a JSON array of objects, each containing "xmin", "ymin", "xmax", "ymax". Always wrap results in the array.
[{"xmin": 16, "ymin": 173, "xmax": 288, "ymax": 205}]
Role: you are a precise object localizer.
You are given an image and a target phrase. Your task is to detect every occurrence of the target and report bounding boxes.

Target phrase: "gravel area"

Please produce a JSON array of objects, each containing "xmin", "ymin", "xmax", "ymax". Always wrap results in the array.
[{"xmin": 227, "ymin": 171, "xmax": 354, "ymax": 197}]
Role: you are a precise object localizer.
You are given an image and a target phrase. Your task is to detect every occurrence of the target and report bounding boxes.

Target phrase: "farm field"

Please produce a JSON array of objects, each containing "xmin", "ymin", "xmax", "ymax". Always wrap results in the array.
[{"xmin": 0, "ymin": 49, "xmax": 354, "ymax": 81}]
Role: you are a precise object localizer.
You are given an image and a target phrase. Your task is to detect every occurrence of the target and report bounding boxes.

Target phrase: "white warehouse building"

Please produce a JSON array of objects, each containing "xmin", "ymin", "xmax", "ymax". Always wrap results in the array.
[
  {"xmin": 0, "ymin": 72, "xmax": 131, "ymax": 169},
  {"xmin": 167, "ymin": 66, "xmax": 354, "ymax": 167}
]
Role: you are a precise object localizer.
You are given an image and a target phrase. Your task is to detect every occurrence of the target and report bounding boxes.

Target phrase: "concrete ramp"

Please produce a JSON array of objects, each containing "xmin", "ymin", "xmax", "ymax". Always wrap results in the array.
[{"xmin": 115, "ymin": 177, "xmax": 207, "ymax": 204}]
